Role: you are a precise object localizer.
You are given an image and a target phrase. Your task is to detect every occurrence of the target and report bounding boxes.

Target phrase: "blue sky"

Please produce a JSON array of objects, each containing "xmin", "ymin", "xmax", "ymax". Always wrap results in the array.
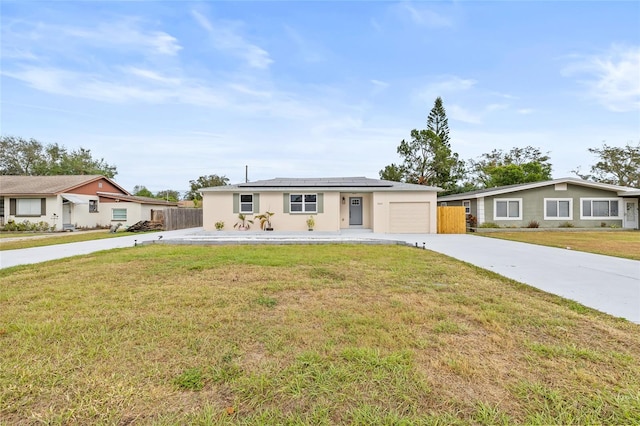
[{"xmin": 2, "ymin": 1, "xmax": 639, "ymax": 194}]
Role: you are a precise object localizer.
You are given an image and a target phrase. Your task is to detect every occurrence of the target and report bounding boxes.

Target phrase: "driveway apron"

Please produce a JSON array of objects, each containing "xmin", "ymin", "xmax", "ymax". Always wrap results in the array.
[{"xmin": 405, "ymin": 234, "xmax": 639, "ymax": 324}]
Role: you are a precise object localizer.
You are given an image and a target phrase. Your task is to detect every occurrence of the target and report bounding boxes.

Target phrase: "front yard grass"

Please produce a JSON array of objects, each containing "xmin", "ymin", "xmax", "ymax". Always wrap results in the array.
[
  {"xmin": 1, "ymin": 244, "xmax": 639, "ymax": 424},
  {"xmin": 0, "ymin": 230, "xmax": 146, "ymax": 251},
  {"xmin": 476, "ymin": 230, "xmax": 640, "ymax": 260}
]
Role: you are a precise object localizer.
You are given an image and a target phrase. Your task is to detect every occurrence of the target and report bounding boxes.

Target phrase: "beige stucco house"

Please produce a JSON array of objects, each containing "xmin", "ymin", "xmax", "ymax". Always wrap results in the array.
[
  {"xmin": 0, "ymin": 175, "xmax": 178, "ymax": 230},
  {"xmin": 200, "ymin": 177, "xmax": 441, "ymax": 233}
]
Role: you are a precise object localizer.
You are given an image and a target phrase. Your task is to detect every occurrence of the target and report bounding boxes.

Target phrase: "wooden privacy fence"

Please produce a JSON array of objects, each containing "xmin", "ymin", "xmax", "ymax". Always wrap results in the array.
[
  {"xmin": 437, "ymin": 206, "xmax": 466, "ymax": 234},
  {"xmin": 152, "ymin": 208, "xmax": 203, "ymax": 231}
]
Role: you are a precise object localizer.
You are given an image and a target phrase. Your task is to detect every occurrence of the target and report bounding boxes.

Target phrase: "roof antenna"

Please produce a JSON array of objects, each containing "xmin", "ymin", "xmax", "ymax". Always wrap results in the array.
[{"xmin": 245, "ymin": 165, "xmax": 248, "ymax": 183}]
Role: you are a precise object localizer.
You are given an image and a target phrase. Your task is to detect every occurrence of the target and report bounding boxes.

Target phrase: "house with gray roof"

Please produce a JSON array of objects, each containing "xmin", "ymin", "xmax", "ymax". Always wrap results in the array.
[
  {"xmin": 200, "ymin": 177, "xmax": 441, "ymax": 233},
  {"xmin": 0, "ymin": 175, "xmax": 177, "ymax": 231},
  {"xmin": 437, "ymin": 177, "xmax": 639, "ymax": 229}
]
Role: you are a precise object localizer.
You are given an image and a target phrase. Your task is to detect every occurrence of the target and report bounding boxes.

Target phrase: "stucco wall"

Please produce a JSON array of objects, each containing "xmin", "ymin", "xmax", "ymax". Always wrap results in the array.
[
  {"xmin": 372, "ymin": 191, "xmax": 437, "ymax": 234},
  {"xmin": 203, "ymin": 189, "xmax": 438, "ymax": 233}
]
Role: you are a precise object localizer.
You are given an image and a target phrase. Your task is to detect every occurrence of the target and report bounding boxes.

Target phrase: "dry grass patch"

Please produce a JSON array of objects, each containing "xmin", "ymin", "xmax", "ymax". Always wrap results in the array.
[
  {"xmin": 477, "ymin": 230, "xmax": 640, "ymax": 260},
  {"xmin": 1, "ymin": 244, "xmax": 639, "ymax": 424}
]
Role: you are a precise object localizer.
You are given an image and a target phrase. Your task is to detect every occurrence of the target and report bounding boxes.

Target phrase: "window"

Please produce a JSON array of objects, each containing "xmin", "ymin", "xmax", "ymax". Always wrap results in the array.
[
  {"xmin": 544, "ymin": 199, "xmax": 572, "ymax": 220},
  {"xmin": 240, "ymin": 194, "xmax": 253, "ymax": 213},
  {"xmin": 581, "ymin": 198, "xmax": 620, "ymax": 219},
  {"xmin": 89, "ymin": 200, "xmax": 98, "ymax": 213},
  {"xmin": 112, "ymin": 208, "xmax": 127, "ymax": 221},
  {"xmin": 16, "ymin": 198, "xmax": 43, "ymax": 216},
  {"xmin": 290, "ymin": 194, "xmax": 317, "ymax": 213},
  {"xmin": 462, "ymin": 200, "xmax": 471, "ymax": 214},
  {"xmin": 494, "ymin": 198, "xmax": 522, "ymax": 220}
]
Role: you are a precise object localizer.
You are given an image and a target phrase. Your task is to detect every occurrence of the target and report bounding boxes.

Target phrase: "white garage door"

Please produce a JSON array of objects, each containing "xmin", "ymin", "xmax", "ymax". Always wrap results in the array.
[{"xmin": 389, "ymin": 202, "xmax": 430, "ymax": 233}]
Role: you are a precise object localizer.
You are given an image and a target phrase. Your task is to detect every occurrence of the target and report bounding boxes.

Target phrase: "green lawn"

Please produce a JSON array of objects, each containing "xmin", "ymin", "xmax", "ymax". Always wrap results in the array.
[
  {"xmin": 476, "ymin": 230, "xmax": 640, "ymax": 260},
  {"xmin": 1, "ymin": 244, "xmax": 638, "ymax": 424},
  {"xmin": 0, "ymin": 230, "xmax": 149, "ymax": 251}
]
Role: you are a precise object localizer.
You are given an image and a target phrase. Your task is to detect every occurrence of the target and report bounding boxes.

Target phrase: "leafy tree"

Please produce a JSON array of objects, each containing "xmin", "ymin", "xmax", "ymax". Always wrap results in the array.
[
  {"xmin": 470, "ymin": 146, "xmax": 552, "ymax": 188},
  {"xmin": 379, "ymin": 163, "xmax": 404, "ymax": 182},
  {"xmin": 0, "ymin": 136, "xmax": 117, "ymax": 177},
  {"xmin": 132, "ymin": 185, "xmax": 154, "ymax": 198},
  {"xmin": 155, "ymin": 190, "xmax": 181, "ymax": 202},
  {"xmin": 573, "ymin": 142, "xmax": 640, "ymax": 188},
  {"xmin": 186, "ymin": 174, "xmax": 229, "ymax": 201},
  {"xmin": 386, "ymin": 97, "xmax": 464, "ymax": 192}
]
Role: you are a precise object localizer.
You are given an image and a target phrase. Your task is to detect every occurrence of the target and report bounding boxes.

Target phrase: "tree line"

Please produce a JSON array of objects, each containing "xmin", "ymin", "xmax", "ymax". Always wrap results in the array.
[
  {"xmin": 379, "ymin": 97, "xmax": 639, "ymax": 193},
  {"xmin": 2, "ymin": 104, "xmax": 639, "ymax": 199}
]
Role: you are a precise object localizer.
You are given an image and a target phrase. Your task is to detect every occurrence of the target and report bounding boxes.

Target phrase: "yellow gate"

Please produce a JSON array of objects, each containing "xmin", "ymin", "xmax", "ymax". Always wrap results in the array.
[{"xmin": 437, "ymin": 206, "xmax": 466, "ymax": 234}]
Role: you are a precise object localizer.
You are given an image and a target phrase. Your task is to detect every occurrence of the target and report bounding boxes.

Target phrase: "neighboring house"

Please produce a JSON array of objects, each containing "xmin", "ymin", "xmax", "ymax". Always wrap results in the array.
[
  {"xmin": 200, "ymin": 177, "xmax": 441, "ymax": 233},
  {"xmin": 0, "ymin": 175, "xmax": 178, "ymax": 230},
  {"xmin": 437, "ymin": 177, "xmax": 640, "ymax": 229}
]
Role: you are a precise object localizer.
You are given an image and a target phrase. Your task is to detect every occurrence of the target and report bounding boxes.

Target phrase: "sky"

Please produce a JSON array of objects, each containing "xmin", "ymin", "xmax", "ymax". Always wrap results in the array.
[{"xmin": 1, "ymin": 1, "xmax": 639, "ymax": 195}]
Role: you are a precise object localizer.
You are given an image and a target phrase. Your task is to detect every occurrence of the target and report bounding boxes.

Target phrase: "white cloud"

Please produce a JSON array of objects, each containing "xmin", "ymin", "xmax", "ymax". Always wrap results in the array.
[
  {"xmin": 416, "ymin": 75, "xmax": 477, "ymax": 102},
  {"xmin": 562, "ymin": 45, "xmax": 640, "ymax": 112},
  {"xmin": 124, "ymin": 67, "xmax": 182, "ymax": 85},
  {"xmin": 191, "ymin": 10, "xmax": 273, "ymax": 69},
  {"xmin": 284, "ymin": 25, "xmax": 325, "ymax": 63},
  {"xmin": 448, "ymin": 104, "xmax": 482, "ymax": 124},
  {"xmin": 396, "ymin": 2, "xmax": 453, "ymax": 28}
]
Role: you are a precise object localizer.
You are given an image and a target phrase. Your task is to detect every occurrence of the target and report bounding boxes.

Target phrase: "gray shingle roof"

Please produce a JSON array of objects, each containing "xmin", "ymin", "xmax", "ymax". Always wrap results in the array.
[
  {"xmin": 437, "ymin": 177, "xmax": 638, "ymax": 201},
  {"xmin": 0, "ymin": 175, "xmax": 119, "ymax": 195},
  {"xmin": 201, "ymin": 177, "xmax": 441, "ymax": 192},
  {"xmin": 97, "ymin": 192, "xmax": 179, "ymax": 206}
]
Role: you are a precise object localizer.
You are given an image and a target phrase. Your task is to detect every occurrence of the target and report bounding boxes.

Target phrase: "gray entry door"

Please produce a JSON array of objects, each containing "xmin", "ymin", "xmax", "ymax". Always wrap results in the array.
[{"xmin": 349, "ymin": 197, "xmax": 363, "ymax": 226}]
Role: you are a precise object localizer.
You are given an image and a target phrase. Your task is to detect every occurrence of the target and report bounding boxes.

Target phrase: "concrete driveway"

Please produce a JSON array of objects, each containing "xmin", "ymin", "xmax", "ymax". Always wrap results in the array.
[{"xmin": 1, "ymin": 229, "xmax": 638, "ymax": 323}]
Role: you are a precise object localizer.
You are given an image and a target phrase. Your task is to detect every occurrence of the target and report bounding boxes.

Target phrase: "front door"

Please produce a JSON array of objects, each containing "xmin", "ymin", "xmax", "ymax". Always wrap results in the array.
[
  {"xmin": 63, "ymin": 202, "xmax": 71, "ymax": 225},
  {"xmin": 623, "ymin": 200, "xmax": 638, "ymax": 229},
  {"xmin": 349, "ymin": 197, "xmax": 363, "ymax": 226}
]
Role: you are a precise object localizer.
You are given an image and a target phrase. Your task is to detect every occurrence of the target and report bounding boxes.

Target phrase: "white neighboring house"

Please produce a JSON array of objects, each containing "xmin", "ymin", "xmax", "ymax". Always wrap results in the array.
[
  {"xmin": 0, "ymin": 175, "xmax": 178, "ymax": 230},
  {"xmin": 200, "ymin": 177, "xmax": 441, "ymax": 233}
]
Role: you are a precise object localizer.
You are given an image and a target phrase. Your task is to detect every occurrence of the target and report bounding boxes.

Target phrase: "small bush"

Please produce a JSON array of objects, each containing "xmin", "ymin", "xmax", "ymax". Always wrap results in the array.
[
  {"xmin": 479, "ymin": 222, "xmax": 500, "ymax": 228},
  {"xmin": 215, "ymin": 221, "xmax": 225, "ymax": 230},
  {"xmin": 2, "ymin": 219, "xmax": 54, "ymax": 232},
  {"xmin": 526, "ymin": 220, "xmax": 540, "ymax": 228},
  {"xmin": 559, "ymin": 221, "xmax": 574, "ymax": 228}
]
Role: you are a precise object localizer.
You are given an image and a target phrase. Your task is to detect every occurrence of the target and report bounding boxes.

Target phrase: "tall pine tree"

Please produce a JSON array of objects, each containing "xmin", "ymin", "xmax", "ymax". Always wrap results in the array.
[{"xmin": 381, "ymin": 97, "xmax": 464, "ymax": 192}]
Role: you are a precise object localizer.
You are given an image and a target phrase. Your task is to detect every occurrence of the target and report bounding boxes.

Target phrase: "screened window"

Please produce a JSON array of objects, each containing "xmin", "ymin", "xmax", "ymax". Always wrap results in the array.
[
  {"xmin": 545, "ymin": 199, "xmax": 572, "ymax": 219},
  {"xmin": 240, "ymin": 194, "xmax": 253, "ymax": 213},
  {"xmin": 581, "ymin": 199, "xmax": 620, "ymax": 219},
  {"xmin": 462, "ymin": 200, "xmax": 471, "ymax": 214},
  {"xmin": 112, "ymin": 208, "xmax": 127, "ymax": 221},
  {"xmin": 290, "ymin": 194, "xmax": 317, "ymax": 213},
  {"xmin": 494, "ymin": 199, "xmax": 521, "ymax": 220},
  {"xmin": 17, "ymin": 199, "xmax": 43, "ymax": 216},
  {"xmin": 89, "ymin": 200, "xmax": 98, "ymax": 213}
]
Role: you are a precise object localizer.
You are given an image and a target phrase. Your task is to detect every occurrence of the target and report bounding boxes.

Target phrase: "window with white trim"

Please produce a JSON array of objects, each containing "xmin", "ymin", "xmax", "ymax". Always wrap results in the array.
[
  {"xmin": 240, "ymin": 194, "xmax": 253, "ymax": 213},
  {"xmin": 89, "ymin": 200, "xmax": 98, "ymax": 213},
  {"xmin": 462, "ymin": 200, "xmax": 471, "ymax": 214},
  {"xmin": 494, "ymin": 198, "xmax": 522, "ymax": 220},
  {"xmin": 17, "ymin": 199, "xmax": 43, "ymax": 216},
  {"xmin": 290, "ymin": 194, "xmax": 317, "ymax": 213},
  {"xmin": 112, "ymin": 208, "xmax": 127, "ymax": 221},
  {"xmin": 544, "ymin": 198, "xmax": 572, "ymax": 220},
  {"xmin": 581, "ymin": 198, "xmax": 620, "ymax": 219}
]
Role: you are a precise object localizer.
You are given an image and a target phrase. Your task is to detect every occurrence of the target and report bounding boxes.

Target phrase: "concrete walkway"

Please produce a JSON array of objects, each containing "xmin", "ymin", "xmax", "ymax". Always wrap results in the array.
[{"xmin": 1, "ymin": 229, "xmax": 638, "ymax": 323}]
